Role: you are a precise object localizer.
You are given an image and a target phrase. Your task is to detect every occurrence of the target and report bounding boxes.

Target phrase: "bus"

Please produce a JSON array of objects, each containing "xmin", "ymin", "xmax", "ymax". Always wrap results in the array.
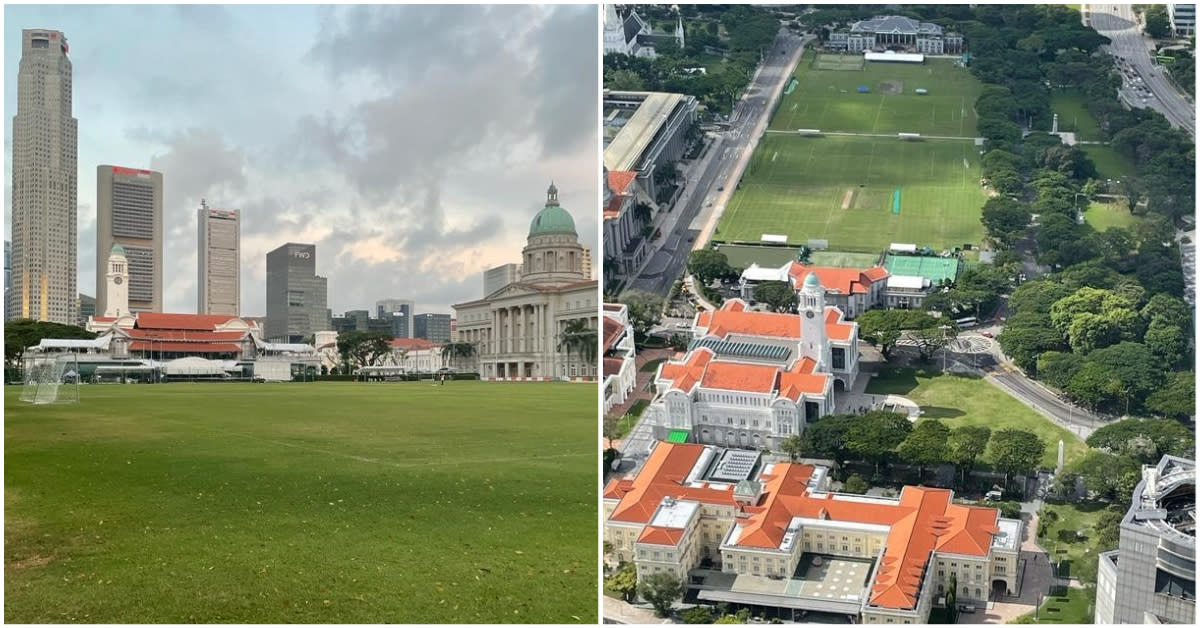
[{"xmin": 955, "ymin": 316, "xmax": 979, "ymax": 329}]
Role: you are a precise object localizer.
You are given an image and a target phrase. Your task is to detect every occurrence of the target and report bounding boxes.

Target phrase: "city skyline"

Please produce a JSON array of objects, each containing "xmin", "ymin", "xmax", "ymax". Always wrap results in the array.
[{"xmin": 3, "ymin": 4, "xmax": 599, "ymax": 317}]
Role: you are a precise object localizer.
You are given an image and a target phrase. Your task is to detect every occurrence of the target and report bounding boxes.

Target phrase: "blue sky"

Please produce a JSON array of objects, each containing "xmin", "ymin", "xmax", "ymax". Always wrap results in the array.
[{"xmin": 4, "ymin": 4, "xmax": 599, "ymax": 316}]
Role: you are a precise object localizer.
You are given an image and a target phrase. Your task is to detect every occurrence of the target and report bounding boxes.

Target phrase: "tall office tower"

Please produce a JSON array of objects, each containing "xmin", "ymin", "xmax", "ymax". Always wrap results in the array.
[
  {"xmin": 265, "ymin": 243, "xmax": 329, "ymax": 342},
  {"xmin": 96, "ymin": 165, "xmax": 163, "ymax": 314},
  {"xmin": 197, "ymin": 201, "xmax": 240, "ymax": 315},
  {"xmin": 4, "ymin": 240, "xmax": 11, "ymax": 321},
  {"xmin": 11, "ymin": 29, "xmax": 78, "ymax": 324},
  {"xmin": 483, "ymin": 263, "xmax": 521, "ymax": 296},
  {"xmin": 412, "ymin": 313, "xmax": 452, "ymax": 343},
  {"xmin": 376, "ymin": 298, "xmax": 414, "ymax": 337}
]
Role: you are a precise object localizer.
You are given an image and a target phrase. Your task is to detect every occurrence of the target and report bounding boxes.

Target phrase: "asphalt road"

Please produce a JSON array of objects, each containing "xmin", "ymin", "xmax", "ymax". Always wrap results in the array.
[
  {"xmin": 624, "ymin": 28, "xmax": 810, "ymax": 296},
  {"xmin": 1087, "ymin": 4, "xmax": 1195, "ymax": 136}
]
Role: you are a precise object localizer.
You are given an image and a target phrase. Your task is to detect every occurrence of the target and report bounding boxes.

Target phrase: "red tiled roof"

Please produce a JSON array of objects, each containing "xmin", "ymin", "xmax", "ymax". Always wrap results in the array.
[
  {"xmin": 701, "ymin": 361, "xmax": 779, "ymax": 394},
  {"xmin": 608, "ymin": 170, "xmax": 638, "ymax": 196},
  {"xmin": 658, "ymin": 347, "xmax": 828, "ymax": 399},
  {"xmin": 135, "ymin": 312, "xmax": 244, "ymax": 330},
  {"xmin": 699, "ymin": 299, "xmax": 855, "ymax": 343},
  {"xmin": 389, "ymin": 338, "xmax": 440, "ymax": 351},
  {"xmin": 638, "ymin": 525, "xmax": 685, "ymax": 546},
  {"xmin": 603, "ymin": 357, "xmax": 625, "ymax": 377},
  {"xmin": 130, "ymin": 341, "xmax": 242, "ymax": 353},
  {"xmin": 604, "ymin": 194, "xmax": 625, "ymax": 219},
  {"xmin": 606, "ymin": 443, "xmax": 1004, "ymax": 611},
  {"xmin": 127, "ymin": 329, "xmax": 246, "ymax": 341},
  {"xmin": 603, "ymin": 315, "xmax": 626, "ymax": 353},
  {"xmin": 788, "ymin": 263, "xmax": 889, "ymax": 295},
  {"xmin": 658, "ymin": 348, "xmax": 714, "ymax": 394}
]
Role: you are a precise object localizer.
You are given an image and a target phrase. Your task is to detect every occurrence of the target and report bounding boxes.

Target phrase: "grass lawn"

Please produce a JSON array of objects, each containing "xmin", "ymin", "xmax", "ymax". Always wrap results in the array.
[
  {"xmin": 1049, "ymin": 89, "xmax": 1101, "ymax": 140},
  {"xmin": 1014, "ymin": 587, "xmax": 1095, "ymax": 623},
  {"xmin": 865, "ymin": 368, "xmax": 1086, "ymax": 469},
  {"xmin": 717, "ymin": 134, "xmax": 988, "ymax": 252},
  {"xmin": 1083, "ymin": 200, "xmax": 1142, "ymax": 232},
  {"xmin": 771, "ymin": 52, "xmax": 983, "ymax": 136},
  {"xmin": 1081, "ymin": 144, "xmax": 1137, "ymax": 180},
  {"xmin": 1038, "ymin": 501, "xmax": 1117, "ymax": 586},
  {"xmin": 613, "ymin": 399, "xmax": 651, "ymax": 441},
  {"xmin": 4, "ymin": 382, "xmax": 596, "ymax": 623}
]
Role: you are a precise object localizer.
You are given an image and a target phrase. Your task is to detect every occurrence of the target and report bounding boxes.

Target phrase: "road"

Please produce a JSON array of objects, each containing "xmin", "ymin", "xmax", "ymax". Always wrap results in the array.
[
  {"xmin": 624, "ymin": 28, "xmax": 811, "ymax": 296},
  {"xmin": 1086, "ymin": 4, "xmax": 1195, "ymax": 137}
]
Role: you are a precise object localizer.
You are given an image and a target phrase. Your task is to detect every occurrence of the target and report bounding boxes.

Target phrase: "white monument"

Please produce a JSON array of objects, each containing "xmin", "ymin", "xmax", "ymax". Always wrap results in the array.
[
  {"xmin": 1057, "ymin": 439, "xmax": 1065, "ymax": 473},
  {"xmin": 103, "ymin": 243, "xmax": 129, "ymax": 317}
]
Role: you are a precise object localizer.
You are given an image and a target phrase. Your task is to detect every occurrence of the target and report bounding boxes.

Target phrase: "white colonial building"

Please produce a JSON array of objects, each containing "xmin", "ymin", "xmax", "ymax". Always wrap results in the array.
[
  {"xmin": 603, "ymin": 4, "xmax": 684, "ymax": 58},
  {"xmin": 603, "ymin": 302, "xmax": 637, "ymax": 413},
  {"xmin": 645, "ymin": 273, "xmax": 860, "ymax": 450},
  {"xmin": 453, "ymin": 184, "xmax": 599, "ymax": 381}
]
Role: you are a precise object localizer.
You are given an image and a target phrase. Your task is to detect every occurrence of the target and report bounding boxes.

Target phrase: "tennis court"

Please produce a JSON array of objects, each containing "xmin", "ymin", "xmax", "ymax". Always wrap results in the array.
[{"xmin": 883, "ymin": 253, "xmax": 962, "ymax": 283}]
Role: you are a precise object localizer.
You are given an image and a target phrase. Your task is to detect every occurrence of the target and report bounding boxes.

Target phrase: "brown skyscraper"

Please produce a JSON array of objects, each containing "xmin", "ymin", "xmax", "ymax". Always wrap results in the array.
[{"xmin": 96, "ymin": 165, "xmax": 163, "ymax": 315}]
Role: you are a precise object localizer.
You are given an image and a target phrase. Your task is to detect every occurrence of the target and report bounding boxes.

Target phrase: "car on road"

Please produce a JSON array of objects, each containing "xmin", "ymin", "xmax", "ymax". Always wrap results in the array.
[{"xmin": 717, "ymin": 186, "xmax": 725, "ymax": 191}]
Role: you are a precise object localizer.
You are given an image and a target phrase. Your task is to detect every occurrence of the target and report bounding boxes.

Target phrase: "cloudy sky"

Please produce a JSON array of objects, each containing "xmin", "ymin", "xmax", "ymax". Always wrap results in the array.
[{"xmin": 4, "ymin": 4, "xmax": 599, "ymax": 316}]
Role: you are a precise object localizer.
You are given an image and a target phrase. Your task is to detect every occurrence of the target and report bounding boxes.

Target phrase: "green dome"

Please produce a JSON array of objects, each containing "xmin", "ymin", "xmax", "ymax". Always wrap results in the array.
[
  {"xmin": 529, "ymin": 205, "xmax": 576, "ymax": 236},
  {"xmin": 110, "ymin": 243, "xmax": 125, "ymax": 255},
  {"xmin": 803, "ymin": 272, "xmax": 821, "ymax": 289}
]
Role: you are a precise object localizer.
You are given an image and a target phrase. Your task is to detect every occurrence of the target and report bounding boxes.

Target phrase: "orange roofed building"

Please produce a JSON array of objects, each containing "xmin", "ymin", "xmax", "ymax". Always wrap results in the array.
[
  {"xmin": 739, "ymin": 261, "xmax": 891, "ymax": 319},
  {"xmin": 604, "ymin": 442, "xmax": 1023, "ymax": 623},
  {"xmin": 645, "ymin": 273, "xmax": 859, "ymax": 450}
]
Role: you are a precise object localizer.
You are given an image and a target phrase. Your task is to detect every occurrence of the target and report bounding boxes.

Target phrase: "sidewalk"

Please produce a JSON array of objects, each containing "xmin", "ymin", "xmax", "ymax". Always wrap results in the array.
[
  {"xmin": 602, "ymin": 598, "xmax": 671, "ymax": 624},
  {"xmin": 608, "ymin": 348, "xmax": 673, "ymax": 419}
]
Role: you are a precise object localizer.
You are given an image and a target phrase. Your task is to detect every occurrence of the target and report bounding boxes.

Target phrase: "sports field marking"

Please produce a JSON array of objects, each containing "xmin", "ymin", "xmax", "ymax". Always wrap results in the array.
[
  {"xmin": 772, "ymin": 151, "xmax": 779, "ymax": 162},
  {"xmin": 963, "ymin": 158, "xmax": 970, "ymax": 169},
  {"xmin": 841, "ymin": 188, "xmax": 855, "ymax": 210}
]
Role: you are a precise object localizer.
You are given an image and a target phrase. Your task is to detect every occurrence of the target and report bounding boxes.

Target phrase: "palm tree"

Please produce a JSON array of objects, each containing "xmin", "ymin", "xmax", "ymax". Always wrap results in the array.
[
  {"xmin": 440, "ymin": 342, "xmax": 477, "ymax": 373},
  {"xmin": 559, "ymin": 319, "xmax": 598, "ymax": 377}
]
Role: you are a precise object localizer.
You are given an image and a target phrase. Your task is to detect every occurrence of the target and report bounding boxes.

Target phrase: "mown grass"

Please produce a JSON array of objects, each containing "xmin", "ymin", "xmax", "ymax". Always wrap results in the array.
[
  {"xmin": 4, "ymin": 382, "xmax": 597, "ymax": 623},
  {"xmin": 865, "ymin": 368, "xmax": 1086, "ymax": 469}
]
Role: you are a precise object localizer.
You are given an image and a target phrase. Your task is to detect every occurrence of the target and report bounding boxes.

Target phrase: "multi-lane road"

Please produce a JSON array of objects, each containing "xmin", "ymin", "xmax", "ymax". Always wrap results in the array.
[
  {"xmin": 624, "ymin": 28, "xmax": 810, "ymax": 296},
  {"xmin": 1086, "ymin": 4, "xmax": 1195, "ymax": 136}
]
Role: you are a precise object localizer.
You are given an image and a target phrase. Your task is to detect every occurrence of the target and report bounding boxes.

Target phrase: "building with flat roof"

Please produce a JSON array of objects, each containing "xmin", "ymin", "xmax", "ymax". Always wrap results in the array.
[
  {"xmin": 828, "ymin": 15, "xmax": 962, "ymax": 55},
  {"xmin": 376, "ymin": 298, "xmax": 413, "ymax": 338},
  {"xmin": 197, "ymin": 201, "xmax": 240, "ymax": 316},
  {"xmin": 265, "ymin": 243, "xmax": 330, "ymax": 343},
  {"xmin": 11, "ymin": 29, "xmax": 78, "ymax": 324},
  {"xmin": 644, "ymin": 274, "xmax": 860, "ymax": 450},
  {"xmin": 483, "ymin": 264, "xmax": 521, "ymax": 298},
  {"xmin": 413, "ymin": 312, "xmax": 452, "ymax": 344},
  {"xmin": 1095, "ymin": 455, "xmax": 1195, "ymax": 624},
  {"xmin": 604, "ymin": 442, "xmax": 1022, "ymax": 623},
  {"xmin": 96, "ymin": 165, "xmax": 163, "ymax": 315},
  {"xmin": 604, "ymin": 90, "xmax": 697, "ymax": 201}
]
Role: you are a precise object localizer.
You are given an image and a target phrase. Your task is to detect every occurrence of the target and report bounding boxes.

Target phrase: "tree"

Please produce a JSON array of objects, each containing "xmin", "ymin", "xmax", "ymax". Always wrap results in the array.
[
  {"xmin": 605, "ymin": 562, "xmax": 638, "ymax": 603},
  {"xmin": 779, "ymin": 434, "xmax": 806, "ymax": 462},
  {"xmin": 948, "ymin": 426, "xmax": 991, "ymax": 485},
  {"xmin": 559, "ymin": 318, "xmax": 597, "ymax": 367},
  {"xmin": 4, "ymin": 319, "xmax": 98, "ymax": 370},
  {"xmin": 753, "ymin": 281, "xmax": 795, "ymax": 312},
  {"xmin": 620, "ymin": 290, "xmax": 665, "ymax": 337},
  {"xmin": 608, "ymin": 69, "xmax": 646, "ymax": 91},
  {"xmin": 990, "ymin": 429, "xmax": 1045, "ymax": 485},
  {"xmin": 1145, "ymin": 371, "xmax": 1195, "ymax": 420},
  {"xmin": 1036, "ymin": 351, "xmax": 1084, "ymax": 390},
  {"xmin": 1143, "ymin": 319, "xmax": 1187, "ymax": 366},
  {"xmin": 440, "ymin": 342, "xmax": 477, "ymax": 372},
  {"xmin": 897, "ymin": 420, "xmax": 951, "ymax": 477},
  {"xmin": 844, "ymin": 411, "xmax": 913, "ymax": 475},
  {"xmin": 604, "ymin": 414, "xmax": 622, "ymax": 449},
  {"xmin": 798, "ymin": 414, "xmax": 858, "ymax": 463},
  {"xmin": 633, "ymin": 202, "xmax": 654, "ymax": 225},
  {"xmin": 981, "ymin": 197, "xmax": 1033, "ymax": 246},
  {"xmin": 1066, "ymin": 450, "xmax": 1140, "ymax": 501},
  {"xmin": 905, "ymin": 324, "xmax": 957, "ymax": 361},
  {"xmin": 1086, "ymin": 418, "xmax": 1194, "ymax": 463},
  {"xmin": 946, "ymin": 573, "xmax": 958, "ymax": 622},
  {"xmin": 682, "ymin": 606, "xmax": 715, "ymax": 624},
  {"xmin": 639, "ymin": 571, "xmax": 683, "ymax": 618},
  {"xmin": 687, "ymin": 249, "xmax": 735, "ymax": 285},
  {"xmin": 336, "ymin": 331, "xmax": 393, "ymax": 371},
  {"xmin": 1144, "ymin": 5, "xmax": 1172, "ymax": 39},
  {"xmin": 842, "ymin": 474, "xmax": 869, "ymax": 494},
  {"xmin": 855, "ymin": 309, "xmax": 942, "ymax": 359}
]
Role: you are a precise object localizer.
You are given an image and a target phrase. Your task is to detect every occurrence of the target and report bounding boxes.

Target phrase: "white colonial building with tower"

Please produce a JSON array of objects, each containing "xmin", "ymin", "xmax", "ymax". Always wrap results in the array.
[
  {"xmin": 453, "ymin": 184, "xmax": 599, "ymax": 381},
  {"xmin": 645, "ymin": 273, "xmax": 860, "ymax": 450}
]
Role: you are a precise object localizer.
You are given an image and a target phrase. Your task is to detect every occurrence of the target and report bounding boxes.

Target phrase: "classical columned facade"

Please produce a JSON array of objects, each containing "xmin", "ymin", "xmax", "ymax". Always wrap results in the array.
[{"xmin": 454, "ymin": 184, "xmax": 599, "ymax": 381}]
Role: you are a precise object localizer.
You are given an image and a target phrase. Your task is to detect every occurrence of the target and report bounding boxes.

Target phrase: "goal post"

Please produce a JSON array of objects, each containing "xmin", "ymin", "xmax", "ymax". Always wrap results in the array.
[{"xmin": 19, "ymin": 353, "xmax": 80, "ymax": 405}]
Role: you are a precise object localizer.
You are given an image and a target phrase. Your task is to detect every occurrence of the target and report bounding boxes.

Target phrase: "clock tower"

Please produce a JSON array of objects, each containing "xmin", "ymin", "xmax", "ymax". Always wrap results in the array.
[
  {"xmin": 798, "ymin": 271, "xmax": 830, "ymax": 369},
  {"xmin": 104, "ymin": 243, "xmax": 129, "ymax": 317}
]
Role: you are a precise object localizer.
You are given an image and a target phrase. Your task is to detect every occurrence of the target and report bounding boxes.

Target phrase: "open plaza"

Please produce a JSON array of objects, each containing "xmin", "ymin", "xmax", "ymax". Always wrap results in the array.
[{"xmin": 4, "ymin": 382, "xmax": 597, "ymax": 623}]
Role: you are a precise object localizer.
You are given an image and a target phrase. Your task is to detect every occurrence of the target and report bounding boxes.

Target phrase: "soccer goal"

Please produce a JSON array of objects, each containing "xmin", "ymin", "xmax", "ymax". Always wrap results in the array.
[{"xmin": 19, "ymin": 353, "xmax": 80, "ymax": 405}]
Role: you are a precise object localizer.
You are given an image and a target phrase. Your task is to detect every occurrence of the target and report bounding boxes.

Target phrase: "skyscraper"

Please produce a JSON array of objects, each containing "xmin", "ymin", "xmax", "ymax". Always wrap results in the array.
[
  {"xmin": 11, "ymin": 29, "xmax": 78, "ymax": 324},
  {"xmin": 376, "ymin": 298, "xmax": 413, "ymax": 337},
  {"xmin": 412, "ymin": 313, "xmax": 452, "ymax": 343},
  {"xmin": 197, "ymin": 201, "xmax": 240, "ymax": 315},
  {"xmin": 4, "ymin": 240, "xmax": 11, "ymax": 321},
  {"xmin": 265, "ymin": 243, "xmax": 329, "ymax": 342},
  {"xmin": 96, "ymin": 165, "xmax": 163, "ymax": 314}
]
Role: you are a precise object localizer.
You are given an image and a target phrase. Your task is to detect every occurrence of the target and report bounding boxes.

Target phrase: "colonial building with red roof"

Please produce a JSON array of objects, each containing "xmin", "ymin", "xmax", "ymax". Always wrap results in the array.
[
  {"xmin": 604, "ymin": 442, "xmax": 1023, "ymax": 623},
  {"xmin": 603, "ymin": 303, "xmax": 637, "ymax": 413},
  {"xmin": 645, "ymin": 273, "xmax": 859, "ymax": 450},
  {"xmin": 602, "ymin": 167, "xmax": 650, "ymax": 279},
  {"xmin": 739, "ymin": 261, "xmax": 891, "ymax": 318}
]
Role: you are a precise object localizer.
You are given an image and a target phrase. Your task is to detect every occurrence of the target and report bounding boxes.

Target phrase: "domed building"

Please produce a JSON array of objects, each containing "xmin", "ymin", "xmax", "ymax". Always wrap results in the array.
[{"xmin": 453, "ymin": 184, "xmax": 598, "ymax": 381}]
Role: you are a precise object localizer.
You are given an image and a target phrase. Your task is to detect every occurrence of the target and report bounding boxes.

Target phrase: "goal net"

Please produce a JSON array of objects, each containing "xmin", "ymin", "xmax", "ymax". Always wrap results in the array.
[{"xmin": 19, "ymin": 353, "xmax": 80, "ymax": 405}]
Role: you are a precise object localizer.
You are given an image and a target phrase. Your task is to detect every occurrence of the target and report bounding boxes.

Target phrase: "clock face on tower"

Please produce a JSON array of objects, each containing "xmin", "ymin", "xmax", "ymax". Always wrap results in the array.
[
  {"xmin": 805, "ymin": 311, "xmax": 815, "ymax": 319},
  {"xmin": 113, "ymin": 276, "xmax": 123, "ymax": 285}
]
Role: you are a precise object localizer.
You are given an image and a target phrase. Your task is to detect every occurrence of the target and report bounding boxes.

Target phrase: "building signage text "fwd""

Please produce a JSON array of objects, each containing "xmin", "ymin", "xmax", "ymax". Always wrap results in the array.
[{"xmin": 291, "ymin": 250, "xmax": 311, "ymax": 259}]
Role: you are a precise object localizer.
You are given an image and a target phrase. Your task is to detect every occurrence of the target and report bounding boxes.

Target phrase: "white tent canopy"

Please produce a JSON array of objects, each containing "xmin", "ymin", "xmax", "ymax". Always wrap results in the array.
[{"xmin": 162, "ymin": 357, "xmax": 226, "ymax": 376}]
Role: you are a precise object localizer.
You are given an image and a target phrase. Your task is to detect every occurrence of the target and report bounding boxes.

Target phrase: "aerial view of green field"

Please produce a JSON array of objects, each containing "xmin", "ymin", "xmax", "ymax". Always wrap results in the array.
[
  {"xmin": 5, "ymin": 382, "xmax": 596, "ymax": 623},
  {"xmin": 716, "ymin": 134, "xmax": 988, "ymax": 253},
  {"xmin": 770, "ymin": 53, "xmax": 983, "ymax": 136}
]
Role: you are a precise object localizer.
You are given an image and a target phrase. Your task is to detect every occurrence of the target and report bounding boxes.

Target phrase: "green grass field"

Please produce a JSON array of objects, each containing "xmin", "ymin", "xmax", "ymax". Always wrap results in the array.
[
  {"xmin": 1017, "ymin": 587, "xmax": 1095, "ymax": 624},
  {"xmin": 4, "ymin": 382, "xmax": 596, "ymax": 623},
  {"xmin": 1038, "ymin": 501, "xmax": 1117, "ymax": 586},
  {"xmin": 1083, "ymin": 200, "xmax": 1142, "ymax": 232},
  {"xmin": 1049, "ymin": 90, "xmax": 1101, "ymax": 140},
  {"xmin": 1080, "ymin": 144, "xmax": 1137, "ymax": 180},
  {"xmin": 717, "ymin": 134, "xmax": 988, "ymax": 252},
  {"xmin": 865, "ymin": 369, "xmax": 1086, "ymax": 469},
  {"xmin": 771, "ymin": 53, "xmax": 983, "ymax": 136}
]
